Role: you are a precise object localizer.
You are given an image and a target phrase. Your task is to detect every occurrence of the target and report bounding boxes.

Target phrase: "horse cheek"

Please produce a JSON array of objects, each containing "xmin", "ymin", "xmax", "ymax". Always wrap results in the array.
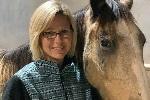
[{"xmin": 84, "ymin": 57, "xmax": 104, "ymax": 89}]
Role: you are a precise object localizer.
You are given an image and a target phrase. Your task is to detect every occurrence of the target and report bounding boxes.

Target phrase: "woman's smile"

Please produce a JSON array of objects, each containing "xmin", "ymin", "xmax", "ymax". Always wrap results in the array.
[{"xmin": 52, "ymin": 47, "xmax": 65, "ymax": 53}]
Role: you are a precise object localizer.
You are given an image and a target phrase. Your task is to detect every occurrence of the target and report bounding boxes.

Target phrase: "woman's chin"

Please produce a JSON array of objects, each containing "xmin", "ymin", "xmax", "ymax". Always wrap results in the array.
[{"xmin": 50, "ymin": 54, "xmax": 65, "ymax": 63}]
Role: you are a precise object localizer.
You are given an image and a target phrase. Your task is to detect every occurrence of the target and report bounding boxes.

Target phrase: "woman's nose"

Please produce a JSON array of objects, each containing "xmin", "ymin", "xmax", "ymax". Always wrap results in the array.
[{"xmin": 54, "ymin": 34, "xmax": 63, "ymax": 43}]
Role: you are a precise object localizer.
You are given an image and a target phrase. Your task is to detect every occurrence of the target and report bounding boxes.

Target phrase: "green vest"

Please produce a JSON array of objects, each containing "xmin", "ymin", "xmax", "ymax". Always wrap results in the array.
[{"xmin": 15, "ymin": 59, "xmax": 92, "ymax": 100}]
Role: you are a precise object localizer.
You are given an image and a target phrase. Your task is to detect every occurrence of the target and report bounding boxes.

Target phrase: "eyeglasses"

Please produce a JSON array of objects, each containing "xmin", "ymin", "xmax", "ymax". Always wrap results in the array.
[{"xmin": 42, "ymin": 29, "xmax": 73, "ymax": 39}]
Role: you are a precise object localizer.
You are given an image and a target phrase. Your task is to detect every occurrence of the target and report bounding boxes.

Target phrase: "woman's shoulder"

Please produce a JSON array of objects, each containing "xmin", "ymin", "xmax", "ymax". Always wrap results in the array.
[
  {"xmin": 3, "ymin": 76, "xmax": 25, "ymax": 92},
  {"xmin": 2, "ymin": 76, "xmax": 30, "ymax": 100},
  {"xmin": 15, "ymin": 62, "xmax": 36, "ymax": 76}
]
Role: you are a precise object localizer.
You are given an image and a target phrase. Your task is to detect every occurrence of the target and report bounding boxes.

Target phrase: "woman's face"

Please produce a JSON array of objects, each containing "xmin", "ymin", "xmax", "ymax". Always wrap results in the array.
[{"xmin": 40, "ymin": 14, "xmax": 73, "ymax": 63}]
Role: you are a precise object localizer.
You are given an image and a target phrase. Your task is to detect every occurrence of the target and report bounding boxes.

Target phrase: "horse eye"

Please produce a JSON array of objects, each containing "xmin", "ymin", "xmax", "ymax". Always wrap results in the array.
[
  {"xmin": 100, "ymin": 32, "xmax": 115, "ymax": 51},
  {"xmin": 100, "ymin": 39, "xmax": 113, "ymax": 50}
]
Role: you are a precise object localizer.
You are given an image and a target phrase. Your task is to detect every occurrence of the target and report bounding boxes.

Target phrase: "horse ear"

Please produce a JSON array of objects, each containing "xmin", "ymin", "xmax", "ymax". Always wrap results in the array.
[
  {"xmin": 90, "ymin": 0, "xmax": 105, "ymax": 17},
  {"xmin": 119, "ymin": 0, "xmax": 133, "ymax": 10},
  {"xmin": 90, "ymin": 0, "xmax": 119, "ymax": 21}
]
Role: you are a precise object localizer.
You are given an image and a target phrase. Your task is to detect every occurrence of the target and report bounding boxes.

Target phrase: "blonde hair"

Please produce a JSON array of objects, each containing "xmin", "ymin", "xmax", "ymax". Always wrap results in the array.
[{"xmin": 29, "ymin": 0, "xmax": 77, "ymax": 61}]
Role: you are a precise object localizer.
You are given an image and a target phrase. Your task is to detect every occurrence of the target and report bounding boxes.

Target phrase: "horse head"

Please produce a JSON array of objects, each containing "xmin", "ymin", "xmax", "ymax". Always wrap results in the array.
[{"xmin": 78, "ymin": 0, "xmax": 150, "ymax": 99}]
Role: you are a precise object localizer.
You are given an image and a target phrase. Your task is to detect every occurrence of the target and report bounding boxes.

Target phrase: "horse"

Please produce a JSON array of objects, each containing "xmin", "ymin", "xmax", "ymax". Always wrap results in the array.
[{"xmin": 0, "ymin": 0, "xmax": 150, "ymax": 99}]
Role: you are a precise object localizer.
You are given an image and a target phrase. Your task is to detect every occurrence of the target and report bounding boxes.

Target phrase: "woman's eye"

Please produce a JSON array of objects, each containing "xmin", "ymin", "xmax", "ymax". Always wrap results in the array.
[
  {"xmin": 44, "ymin": 32, "xmax": 52, "ymax": 35},
  {"xmin": 61, "ymin": 29, "xmax": 70, "ymax": 34}
]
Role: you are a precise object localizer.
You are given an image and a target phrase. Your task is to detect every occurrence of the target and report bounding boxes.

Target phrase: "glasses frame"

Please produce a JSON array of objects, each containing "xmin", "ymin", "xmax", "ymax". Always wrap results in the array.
[{"xmin": 42, "ymin": 28, "xmax": 73, "ymax": 39}]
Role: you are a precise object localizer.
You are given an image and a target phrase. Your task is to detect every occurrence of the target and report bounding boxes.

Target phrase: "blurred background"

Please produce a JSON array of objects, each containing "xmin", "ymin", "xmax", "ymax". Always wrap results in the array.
[{"xmin": 0, "ymin": 0, "xmax": 149, "ymax": 64}]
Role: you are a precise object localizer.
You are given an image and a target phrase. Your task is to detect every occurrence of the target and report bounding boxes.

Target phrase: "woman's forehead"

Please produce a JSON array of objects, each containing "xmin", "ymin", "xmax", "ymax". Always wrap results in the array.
[{"xmin": 46, "ymin": 15, "xmax": 71, "ymax": 29}]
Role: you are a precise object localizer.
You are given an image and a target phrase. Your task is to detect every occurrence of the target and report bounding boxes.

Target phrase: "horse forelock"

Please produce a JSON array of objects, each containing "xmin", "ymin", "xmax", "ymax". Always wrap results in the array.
[{"xmin": 89, "ymin": 0, "xmax": 134, "ymax": 24}]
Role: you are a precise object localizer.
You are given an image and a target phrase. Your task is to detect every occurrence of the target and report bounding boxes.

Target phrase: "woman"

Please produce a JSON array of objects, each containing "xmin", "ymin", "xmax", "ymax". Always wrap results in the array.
[{"xmin": 2, "ymin": 0, "xmax": 93, "ymax": 100}]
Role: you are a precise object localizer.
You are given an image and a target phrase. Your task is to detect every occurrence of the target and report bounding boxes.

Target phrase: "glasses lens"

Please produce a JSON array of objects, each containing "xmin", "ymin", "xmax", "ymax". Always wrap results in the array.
[{"xmin": 61, "ymin": 29, "xmax": 72, "ymax": 37}]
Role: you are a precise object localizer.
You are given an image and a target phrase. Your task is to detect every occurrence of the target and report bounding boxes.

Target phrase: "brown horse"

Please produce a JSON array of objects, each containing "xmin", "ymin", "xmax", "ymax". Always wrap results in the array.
[
  {"xmin": 75, "ymin": 0, "xmax": 150, "ymax": 99},
  {"xmin": 0, "ymin": 0, "xmax": 150, "ymax": 99}
]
